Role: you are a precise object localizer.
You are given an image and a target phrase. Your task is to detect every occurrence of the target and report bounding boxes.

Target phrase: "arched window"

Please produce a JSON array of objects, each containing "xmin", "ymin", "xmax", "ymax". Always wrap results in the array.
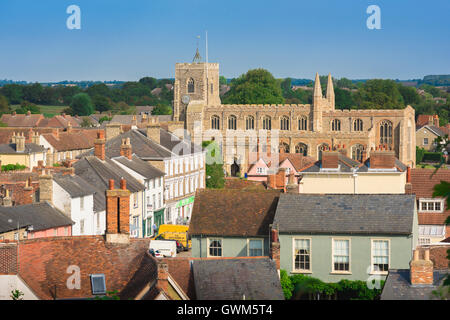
[
  {"xmin": 352, "ymin": 144, "xmax": 365, "ymax": 162},
  {"xmin": 279, "ymin": 142, "xmax": 290, "ymax": 153},
  {"xmin": 295, "ymin": 143, "xmax": 308, "ymax": 156},
  {"xmin": 280, "ymin": 116, "xmax": 290, "ymax": 131},
  {"xmin": 331, "ymin": 119, "xmax": 341, "ymax": 131},
  {"xmin": 380, "ymin": 120, "xmax": 393, "ymax": 145},
  {"xmin": 211, "ymin": 115, "xmax": 220, "ymax": 130},
  {"xmin": 353, "ymin": 119, "xmax": 363, "ymax": 131},
  {"xmin": 262, "ymin": 116, "xmax": 271, "ymax": 130},
  {"xmin": 298, "ymin": 116, "xmax": 308, "ymax": 131},
  {"xmin": 228, "ymin": 115, "xmax": 237, "ymax": 130},
  {"xmin": 246, "ymin": 116, "xmax": 254, "ymax": 130},
  {"xmin": 318, "ymin": 143, "xmax": 330, "ymax": 160},
  {"xmin": 188, "ymin": 78, "xmax": 195, "ymax": 93}
]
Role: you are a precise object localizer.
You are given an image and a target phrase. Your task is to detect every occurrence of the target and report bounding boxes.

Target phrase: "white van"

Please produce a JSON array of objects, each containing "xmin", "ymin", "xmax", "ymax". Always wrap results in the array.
[{"xmin": 149, "ymin": 240, "xmax": 177, "ymax": 258}]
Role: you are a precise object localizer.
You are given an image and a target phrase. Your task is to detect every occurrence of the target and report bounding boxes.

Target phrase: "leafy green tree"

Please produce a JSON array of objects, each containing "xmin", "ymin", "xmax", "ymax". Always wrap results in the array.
[
  {"xmin": 280, "ymin": 270, "xmax": 293, "ymax": 300},
  {"xmin": 70, "ymin": 93, "xmax": 94, "ymax": 116},
  {"xmin": 222, "ymin": 69, "xmax": 284, "ymax": 104},
  {"xmin": 336, "ymin": 78, "xmax": 355, "ymax": 89},
  {"xmin": 0, "ymin": 94, "xmax": 10, "ymax": 114},
  {"xmin": 139, "ymin": 77, "xmax": 158, "ymax": 90},
  {"xmin": 334, "ymin": 88, "xmax": 355, "ymax": 109},
  {"xmin": 151, "ymin": 104, "xmax": 172, "ymax": 115},
  {"xmin": 92, "ymin": 95, "xmax": 112, "ymax": 112},
  {"xmin": 99, "ymin": 116, "xmax": 112, "ymax": 124},
  {"xmin": 397, "ymin": 84, "xmax": 420, "ymax": 105},
  {"xmin": 60, "ymin": 86, "xmax": 82, "ymax": 105},
  {"xmin": 353, "ymin": 79, "xmax": 405, "ymax": 109},
  {"xmin": 219, "ymin": 76, "xmax": 228, "ymax": 85},
  {"xmin": 0, "ymin": 84, "xmax": 23, "ymax": 104},
  {"xmin": 22, "ymin": 83, "xmax": 43, "ymax": 103},
  {"xmin": 16, "ymin": 101, "xmax": 41, "ymax": 114},
  {"xmin": 202, "ymin": 141, "xmax": 225, "ymax": 189},
  {"xmin": 87, "ymin": 83, "xmax": 110, "ymax": 98}
]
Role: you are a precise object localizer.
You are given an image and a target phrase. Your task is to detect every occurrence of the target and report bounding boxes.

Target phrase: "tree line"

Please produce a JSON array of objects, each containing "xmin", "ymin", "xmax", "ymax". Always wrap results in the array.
[
  {"xmin": 0, "ymin": 77, "xmax": 175, "ymax": 116},
  {"xmin": 222, "ymin": 69, "xmax": 450, "ymax": 126}
]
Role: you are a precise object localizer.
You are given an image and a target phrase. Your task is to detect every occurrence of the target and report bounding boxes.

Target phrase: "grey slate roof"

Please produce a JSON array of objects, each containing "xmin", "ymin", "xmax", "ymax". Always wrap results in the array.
[
  {"xmin": 273, "ymin": 194, "xmax": 415, "ymax": 235},
  {"xmin": 138, "ymin": 128, "xmax": 202, "ymax": 156},
  {"xmin": 73, "ymin": 156, "xmax": 145, "ymax": 212},
  {"xmin": 0, "ymin": 202, "xmax": 73, "ymax": 233},
  {"xmin": 53, "ymin": 174, "xmax": 98, "ymax": 198},
  {"xmin": 105, "ymin": 129, "xmax": 173, "ymax": 160},
  {"xmin": 0, "ymin": 143, "xmax": 45, "ymax": 154},
  {"xmin": 192, "ymin": 258, "xmax": 285, "ymax": 300},
  {"xmin": 110, "ymin": 114, "xmax": 172, "ymax": 125},
  {"xmin": 113, "ymin": 155, "xmax": 165, "ymax": 179},
  {"xmin": 300, "ymin": 153, "xmax": 407, "ymax": 173},
  {"xmin": 381, "ymin": 269, "xmax": 448, "ymax": 300}
]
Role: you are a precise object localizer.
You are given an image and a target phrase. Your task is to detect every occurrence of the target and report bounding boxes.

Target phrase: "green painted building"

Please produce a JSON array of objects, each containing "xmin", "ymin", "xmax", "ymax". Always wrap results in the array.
[
  {"xmin": 273, "ymin": 194, "xmax": 418, "ymax": 282},
  {"xmin": 189, "ymin": 189, "xmax": 280, "ymax": 258}
]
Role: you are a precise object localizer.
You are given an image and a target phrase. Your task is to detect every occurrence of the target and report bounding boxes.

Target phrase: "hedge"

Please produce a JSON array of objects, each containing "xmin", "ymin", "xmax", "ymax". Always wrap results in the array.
[
  {"xmin": 280, "ymin": 271, "xmax": 384, "ymax": 300},
  {"xmin": 1, "ymin": 163, "xmax": 27, "ymax": 171},
  {"xmin": 422, "ymin": 152, "xmax": 443, "ymax": 163}
]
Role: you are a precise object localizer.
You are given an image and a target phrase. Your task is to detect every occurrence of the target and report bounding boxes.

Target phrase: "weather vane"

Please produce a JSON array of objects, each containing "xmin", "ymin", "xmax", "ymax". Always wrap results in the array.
[{"xmin": 193, "ymin": 35, "xmax": 202, "ymax": 63}]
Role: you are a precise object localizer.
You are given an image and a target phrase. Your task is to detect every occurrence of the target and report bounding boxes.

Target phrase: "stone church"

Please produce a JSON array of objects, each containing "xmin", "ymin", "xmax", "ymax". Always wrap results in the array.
[{"xmin": 173, "ymin": 61, "xmax": 416, "ymax": 176}]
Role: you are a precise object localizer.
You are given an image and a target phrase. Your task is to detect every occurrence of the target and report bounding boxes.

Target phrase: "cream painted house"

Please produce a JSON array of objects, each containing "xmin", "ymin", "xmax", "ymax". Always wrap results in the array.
[
  {"xmin": 297, "ymin": 150, "xmax": 408, "ymax": 194},
  {"xmin": 0, "ymin": 132, "xmax": 46, "ymax": 170}
]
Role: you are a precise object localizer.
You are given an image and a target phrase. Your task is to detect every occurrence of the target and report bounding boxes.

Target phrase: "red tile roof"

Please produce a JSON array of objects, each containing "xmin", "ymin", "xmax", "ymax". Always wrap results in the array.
[
  {"xmin": 42, "ymin": 129, "xmax": 100, "ymax": 151},
  {"xmin": 410, "ymin": 169, "xmax": 450, "ymax": 226},
  {"xmin": 15, "ymin": 236, "xmax": 150, "ymax": 299},
  {"xmin": 0, "ymin": 113, "xmax": 44, "ymax": 127},
  {"xmin": 162, "ymin": 257, "xmax": 196, "ymax": 299}
]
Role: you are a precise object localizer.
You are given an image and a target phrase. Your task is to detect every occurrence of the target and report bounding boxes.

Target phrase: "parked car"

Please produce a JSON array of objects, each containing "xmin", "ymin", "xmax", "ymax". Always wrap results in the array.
[{"xmin": 149, "ymin": 248, "xmax": 163, "ymax": 258}]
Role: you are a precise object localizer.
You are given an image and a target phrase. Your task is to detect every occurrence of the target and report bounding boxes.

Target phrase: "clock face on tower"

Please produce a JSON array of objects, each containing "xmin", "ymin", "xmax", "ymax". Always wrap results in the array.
[{"xmin": 182, "ymin": 95, "xmax": 191, "ymax": 105}]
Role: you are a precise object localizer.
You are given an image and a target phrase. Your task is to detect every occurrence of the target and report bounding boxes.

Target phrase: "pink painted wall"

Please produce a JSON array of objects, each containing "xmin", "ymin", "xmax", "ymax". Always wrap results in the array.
[{"xmin": 28, "ymin": 226, "xmax": 72, "ymax": 239}]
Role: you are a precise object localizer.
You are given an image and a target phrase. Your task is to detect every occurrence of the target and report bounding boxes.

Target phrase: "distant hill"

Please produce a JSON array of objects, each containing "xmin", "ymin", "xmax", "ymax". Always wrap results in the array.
[{"xmin": 419, "ymin": 75, "xmax": 450, "ymax": 86}]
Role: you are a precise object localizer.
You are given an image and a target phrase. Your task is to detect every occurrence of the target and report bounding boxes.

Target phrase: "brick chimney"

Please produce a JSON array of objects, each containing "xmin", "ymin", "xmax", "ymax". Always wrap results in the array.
[
  {"xmin": 286, "ymin": 172, "xmax": 298, "ymax": 194},
  {"xmin": 433, "ymin": 115, "xmax": 439, "ymax": 127},
  {"xmin": 270, "ymin": 228, "xmax": 280, "ymax": 272},
  {"xmin": 405, "ymin": 166, "xmax": 413, "ymax": 194},
  {"xmin": 67, "ymin": 122, "xmax": 72, "ymax": 133},
  {"xmin": 105, "ymin": 178, "xmax": 131, "ymax": 244},
  {"xmin": 23, "ymin": 176, "xmax": 34, "ymax": 205},
  {"xmin": 94, "ymin": 131, "xmax": 106, "ymax": 161},
  {"xmin": 410, "ymin": 249, "xmax": 434, "ymax": 286},
  {"xmin": 31, "ymin": 131, "xmax": 40, "ymax": 145},
  {"xmin": 146, "ymin": 117, "xmax": 160, "ymax": 144},
  {"xmin": 321, "ymin": 151, "xmax": 339, "ymax": 169},
  {"xmin": 369, "ymin": 150, "xmax": 396, "ymax": 169},
  {"xmin": 3, "ymin": 189, "xmax": 12, "ymax": 207},
  {"xmin": 167, "ymin": 121, "xmax": 185, "ymax": 140},
  {"xmin": 39, "ymin": 170, "xmax": 53, "ymax": 203},
  {"xmin": 156, "ymin": 260, "xmax": 169, "ymax": 293},
  {"xmin": 120, "ymin": 138, "xmax": 132, "ymax": 160},
  {"xmin": 106, "ymin": 123, "xmax": 121, "ymax": 141},
  {"xmin": 15, "ymin": 132, "xmax": 25, "ymax": 152}
]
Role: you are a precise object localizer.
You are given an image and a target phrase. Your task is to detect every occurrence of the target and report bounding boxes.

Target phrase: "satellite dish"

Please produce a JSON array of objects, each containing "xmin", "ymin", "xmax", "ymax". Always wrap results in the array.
[{"xmin": 182, "ymin": 95, "xmax": 190, "ymax": 105}]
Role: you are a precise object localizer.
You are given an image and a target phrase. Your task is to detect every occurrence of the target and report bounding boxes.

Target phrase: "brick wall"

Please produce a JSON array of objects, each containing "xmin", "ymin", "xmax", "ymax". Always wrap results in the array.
[{"xmin": 0, "ymin": 244, "xmax": 17, "ymax": 275}]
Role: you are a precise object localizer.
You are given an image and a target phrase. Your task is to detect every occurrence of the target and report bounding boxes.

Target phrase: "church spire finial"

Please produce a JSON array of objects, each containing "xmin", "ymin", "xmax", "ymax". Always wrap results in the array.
[
  {"xmin": 326, "ymin": 73, "xmax": 335, "ymax": 109},
  {"xmin": 313, "ymin": 72, "xmax": 322, "ymax": 98},
  {"xmin": 193, "ymin": 35, "xmax": 202, "ymax": 63}
]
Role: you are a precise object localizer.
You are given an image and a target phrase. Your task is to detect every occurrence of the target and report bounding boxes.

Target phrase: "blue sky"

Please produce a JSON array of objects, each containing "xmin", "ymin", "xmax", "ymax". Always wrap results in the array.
[{"xmin": 0, "ymin": 0, "xmax": 449, "ymax": 82}]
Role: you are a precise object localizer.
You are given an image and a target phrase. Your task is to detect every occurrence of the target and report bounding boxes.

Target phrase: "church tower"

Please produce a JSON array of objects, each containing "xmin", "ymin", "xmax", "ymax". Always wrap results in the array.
[
  {"xmin": 312, "ymin": 72, "xmax": 335, "ymax": 131},
  {"xmin": 173, "ymin": 51, "xmax": 221, "ymax": 122}
]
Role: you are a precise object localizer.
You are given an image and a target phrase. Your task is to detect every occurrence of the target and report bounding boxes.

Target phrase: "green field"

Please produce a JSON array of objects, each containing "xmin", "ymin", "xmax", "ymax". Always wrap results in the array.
[{"xmin": 11, "ymin": 105, "xmax": 68, "ymax": 118}]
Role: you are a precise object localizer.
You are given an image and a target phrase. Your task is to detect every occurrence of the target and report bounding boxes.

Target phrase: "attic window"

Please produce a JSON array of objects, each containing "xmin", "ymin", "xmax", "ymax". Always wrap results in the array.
[{"xmin": 90, "ymin": 274, "xmax": 106, "ymax": 295}]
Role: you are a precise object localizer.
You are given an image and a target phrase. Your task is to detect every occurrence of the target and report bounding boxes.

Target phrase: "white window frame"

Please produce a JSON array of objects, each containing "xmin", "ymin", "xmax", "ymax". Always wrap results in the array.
[
  {"xmin": 370, "ymin": 238, "xmax": 390, "ymax": 275},
  {"xmin": 247, "ymin": 238, "xmax": 264, "ymax": 257},
  {"xmin": 423, "ymin": 138, "xmax": 428, "ymax": 145},
  {"xmin": 207, "ymin": 237, "xmax": 223, "ymax": 257},
  {"xmin": 331, "ymin": 238, "xmax": 351, "ymax": 274},
  {"xmin": 292, "ymin": 237, "xmax": 312, "ymax": 273},
  {"xmin": 419, "ymin": 198, "xmax": 444, "ymax": 213}
]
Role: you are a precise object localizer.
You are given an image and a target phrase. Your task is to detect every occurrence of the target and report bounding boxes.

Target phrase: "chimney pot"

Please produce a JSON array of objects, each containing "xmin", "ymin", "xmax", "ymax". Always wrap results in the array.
[
  {"xmin": 109, "ymin": 179, "xmax": 114, "ymax": 190},
  {"xmin": 120, "ymin": 179, "xmax": 126, "ymax": 190}
]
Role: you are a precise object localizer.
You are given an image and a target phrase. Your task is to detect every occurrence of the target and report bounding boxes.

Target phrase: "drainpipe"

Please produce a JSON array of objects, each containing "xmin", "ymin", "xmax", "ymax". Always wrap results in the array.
[{"xmin": 352, "ymin": 169, "xmax": 358, "ymax": 194}]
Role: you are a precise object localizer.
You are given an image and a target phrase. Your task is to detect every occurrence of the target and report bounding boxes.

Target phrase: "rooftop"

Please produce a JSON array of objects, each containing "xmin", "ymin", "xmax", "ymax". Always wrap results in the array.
[{"xmin": 273, "ymin": 194, "xmax": 416, "ymax": 235}]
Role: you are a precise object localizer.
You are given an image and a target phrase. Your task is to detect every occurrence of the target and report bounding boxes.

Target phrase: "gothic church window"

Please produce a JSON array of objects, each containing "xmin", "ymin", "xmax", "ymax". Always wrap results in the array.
[
  {"xmin": 351, "ymin": 144, "xmax": 365, "ymax": 162},
  {"xmin": 188, "ymin": 78, "xmax": 195, "ymax": 93},
  {"xmin": 280, "ymin": 116, "xmax": 290, "ymax": 131},
  {"xmin": 353, "ymin": 119, "xmax": 363, "ymax": 131},
  {"xmin": 246, "ymin": 116, "xmax": 254, "ymax": 130},
  {"xmin": 228, "ymin": 115, "xmax": 237, "ymax": 130},
  {"xmin": 211, "ymin": 115, "xmax": 220, "ymax": 130},
  {"xmin": 298, "ymin": 116, "xmax": 308, "ymax": 131},
  {"xmin": 331, "ymin": 119, "xmax": 341, "ymax": 131},
  {"xmin": 295, "ymin": 143, "xmax": 308, "ymax": 156},
  {"xmin": 279, "ymin": 142, "xmax": 290, "ymax": 153},
  {"xmin": 380, "ymin": 120, "xmax": 393, "ymax": 145},
  {"xmin": 263, "ymin": 116, "xmax": 271, "ymax": 130}
]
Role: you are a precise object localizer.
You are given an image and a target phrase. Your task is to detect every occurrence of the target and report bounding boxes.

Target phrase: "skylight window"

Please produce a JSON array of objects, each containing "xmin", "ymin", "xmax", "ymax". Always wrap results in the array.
[{"xmin": 90, "ymin": 274, "xmax": 106, "ymax": 295}]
